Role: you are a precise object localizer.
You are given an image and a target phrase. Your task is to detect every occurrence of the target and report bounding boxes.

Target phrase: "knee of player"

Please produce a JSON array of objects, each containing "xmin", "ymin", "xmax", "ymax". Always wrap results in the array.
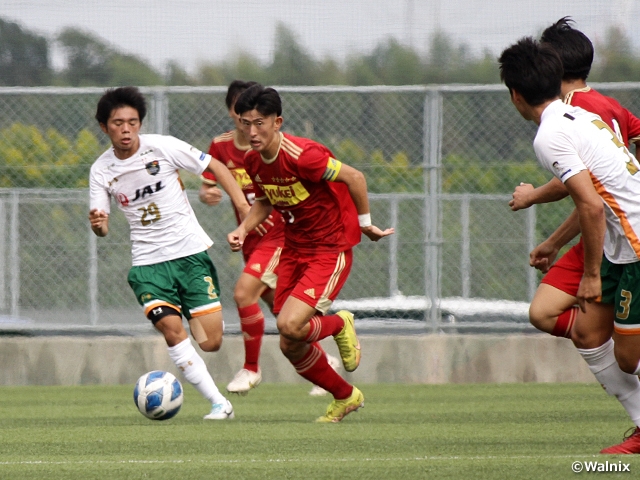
[
  {"xmin": 276, "ymin": 317, "xmax": 305, "ymax": 341},
  {"xmin": 528, "ymin": 302, "xmax": 553, "ymax": 332},
  {"xmin": 198, "ymin": 335, "xmax": 223, "ymax": 352},
  {"xmin": 613, "ymin": 348, "xmax": 640, "ymax": 375}
]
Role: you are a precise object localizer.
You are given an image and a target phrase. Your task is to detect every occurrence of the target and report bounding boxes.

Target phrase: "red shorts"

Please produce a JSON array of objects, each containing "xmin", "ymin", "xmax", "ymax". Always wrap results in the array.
[
  {"xmin": 242, "ymin": 241, "xmax": 282, "ymax": 290},
  {"xmin": 273, "ymin": 248, "xmax": 353, "ymax": 315},
  {"xmin": 540, "ymin": 239, "xmax": 584, "ymax": 297}
]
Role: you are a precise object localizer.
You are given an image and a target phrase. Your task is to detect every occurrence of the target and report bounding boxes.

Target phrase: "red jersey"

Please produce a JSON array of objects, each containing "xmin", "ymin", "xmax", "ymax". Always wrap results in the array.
[
  {"xmin": 245, "ymin": 133, "xmax": 360, "ymax": 254},
  {"xmin": 204, "ymin": 130, "xmax": 284, "ymax": 255},
  {"xmin": 565, "ymin": 87, "xmax": 640, "ymax": 146}
]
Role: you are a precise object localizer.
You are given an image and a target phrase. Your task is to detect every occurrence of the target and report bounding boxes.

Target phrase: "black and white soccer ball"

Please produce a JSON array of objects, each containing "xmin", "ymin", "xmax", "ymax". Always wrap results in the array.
[{"xmin": 133, "ymin": 370, "xmax": 183, "ymax": 420}]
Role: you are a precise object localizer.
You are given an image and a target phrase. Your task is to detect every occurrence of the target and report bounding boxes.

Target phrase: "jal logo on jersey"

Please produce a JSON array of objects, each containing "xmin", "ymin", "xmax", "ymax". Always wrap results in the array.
[
  {"xmin": 145, "ymin": 160, "xmax": 160, "ymax": 176},
  {"xmin": 132, "ymin": 181, "xmax": 165, "ymax": 202}
]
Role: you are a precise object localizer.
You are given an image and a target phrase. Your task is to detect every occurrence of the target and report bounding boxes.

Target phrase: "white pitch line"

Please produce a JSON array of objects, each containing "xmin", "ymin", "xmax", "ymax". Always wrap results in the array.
[{"xmin": 0, "ymin": 454, "xmax": 606, "ymax": 466}]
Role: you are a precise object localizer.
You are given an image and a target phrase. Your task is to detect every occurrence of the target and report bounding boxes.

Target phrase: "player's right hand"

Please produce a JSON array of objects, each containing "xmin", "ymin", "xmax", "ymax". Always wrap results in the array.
[
  {"xmin": 88, "ymin": 208, "xmax": 108, "ymax": 228},
  {"xmin": 509, "ymin": 183, "xmax": 534, "ymax": 211},
  {"xmin": 529, "ymin": 241, "xmax": 559, "ymax": 273},
  {"xmin": 227, "ymin": 227, "xmax": 247, "ymax": 252}
]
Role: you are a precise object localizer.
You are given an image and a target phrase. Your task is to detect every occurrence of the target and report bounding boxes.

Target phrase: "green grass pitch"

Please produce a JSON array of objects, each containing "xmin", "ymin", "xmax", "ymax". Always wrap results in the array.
[{"xmin": 0, "ymin": 383, "xmax": 639, "ymax": 479}]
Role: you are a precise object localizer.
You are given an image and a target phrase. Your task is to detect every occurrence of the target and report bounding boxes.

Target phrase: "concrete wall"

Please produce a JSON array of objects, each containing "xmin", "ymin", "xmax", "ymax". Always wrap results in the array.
[{"xmin": 0, "ymin": 334, "xmax": 594, "ymax": 386}]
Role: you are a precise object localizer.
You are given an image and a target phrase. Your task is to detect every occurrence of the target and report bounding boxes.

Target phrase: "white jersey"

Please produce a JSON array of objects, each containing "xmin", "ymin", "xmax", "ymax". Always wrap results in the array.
[
  {"xmin": 90, "ymin": 134, "xmax": 213, "ymax": 266},
  {"xmin": 534, "ymin": 99, "xmax": 640, "ymax": 264}
]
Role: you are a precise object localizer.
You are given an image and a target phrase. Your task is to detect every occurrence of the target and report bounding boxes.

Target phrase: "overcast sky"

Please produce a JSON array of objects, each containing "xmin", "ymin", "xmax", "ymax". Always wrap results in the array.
[{"xmin": 1, "ymin": 0, "xmax": 638, "ymax": 74}]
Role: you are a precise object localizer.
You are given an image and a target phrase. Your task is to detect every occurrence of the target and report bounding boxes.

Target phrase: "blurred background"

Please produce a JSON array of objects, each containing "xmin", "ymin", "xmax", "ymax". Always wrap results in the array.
[{"xmin": 0, "ymin": 1, "xmax": 638, "ymax": 335}]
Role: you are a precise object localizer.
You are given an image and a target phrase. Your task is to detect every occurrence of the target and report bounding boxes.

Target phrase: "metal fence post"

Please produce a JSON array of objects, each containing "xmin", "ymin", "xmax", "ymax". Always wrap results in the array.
[
  {"xmin": 0, "ymin": 198, "xmax": 5, "ymax": 311},
  {"xmin": 461, "ymin": 194, "xmax": 471, "ymax": 298},
  {"xmin": 389, "ymin": 196, "xmax": 400, "ymax": 296},
  {"xmin": 153, "ymin": 88, "xmax": 168, "ymax": 134},
  {"xmin": 10, "ymin": 192, "xmax": 19, "ymax": 318},
  {"xmin": 423, "ymin": 89, "xmax": 443, "ymax": 330}
]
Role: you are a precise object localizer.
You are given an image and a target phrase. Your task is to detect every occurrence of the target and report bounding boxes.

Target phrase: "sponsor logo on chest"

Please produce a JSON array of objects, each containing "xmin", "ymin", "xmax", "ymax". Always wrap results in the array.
[
  {"xmin": 260, "ymin": 181, "xmax": 310, "ymax": 206},
  {"xmin": 118, "ymin": 181, "xmax": 165, "ymax": 206}
]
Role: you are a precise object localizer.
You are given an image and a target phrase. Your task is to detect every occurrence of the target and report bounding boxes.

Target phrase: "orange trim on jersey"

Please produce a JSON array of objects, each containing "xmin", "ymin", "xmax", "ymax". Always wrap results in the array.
[
  {"xmin": 143, "ymin": 301, "xmax": 182, "ymax": 317},
  {"xmin": 190, "ymin": 304, "xmax": 222, "ymax": 318},
  {"xmin": 614, "ymin": 325, "xmax": 640, "ymax": 335},
  {"xmin": 590, "ymin": 174, "xmax": 640, "ymax": 258}
]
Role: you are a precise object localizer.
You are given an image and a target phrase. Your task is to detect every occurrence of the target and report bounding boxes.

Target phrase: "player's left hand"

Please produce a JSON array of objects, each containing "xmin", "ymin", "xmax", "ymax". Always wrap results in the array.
[
  {"xmin": 361, "ymin": 225, "xmax": 395, "ymax": 242},
  {"xmin": 199, "ymin": 184, "xmax": 223, "ymax": 206}
]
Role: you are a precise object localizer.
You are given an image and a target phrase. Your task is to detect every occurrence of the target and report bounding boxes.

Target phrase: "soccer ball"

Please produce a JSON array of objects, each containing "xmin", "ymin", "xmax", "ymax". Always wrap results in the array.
[{"xmin": 133, "ymin": 370, "xmax": 183, "ymax": 420}]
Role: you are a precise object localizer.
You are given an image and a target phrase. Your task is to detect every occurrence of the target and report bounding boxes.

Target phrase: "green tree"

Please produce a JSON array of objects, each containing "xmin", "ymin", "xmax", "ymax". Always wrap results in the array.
[
  {"xmin": 57, "ymin": 27, "xmax": 162, "ymax": 86},
  {"xmin": 591, "ymin": 26, "xmax": 640, "ymax": 82},
  {"xmin": 0, "ymin": 122, "xmax": 101, "ymax": 187},
  {"xmin": 267, "ymin": 23, "xmax": 318, "ymax": 85},
  {"xmin": 0, "ymin": 17, "xmax": 52, "ymax": 86}
]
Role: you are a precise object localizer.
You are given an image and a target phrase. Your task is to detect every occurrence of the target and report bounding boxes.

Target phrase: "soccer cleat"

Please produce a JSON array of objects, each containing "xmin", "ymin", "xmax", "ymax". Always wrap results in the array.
[
  {"xmin": 309, "ymin": 354, "xmax": 341, "ymax": 396},
  {"xmin": 600, "ymin": 426, "xmax": 640, "ymax": 454},
  {"xmin": 203, "ymin": 399, "xmax": 235, "ymax": 420},
  {"xmin": 315, "ymin": 386, "xmax": 364, "ymax": 423},
  {"xmin": 333, "ymin": 311, "xmax": 360, "ymax": 372},
  {"xmin": 226, "ymin": 368, "xmax": 262, "ymax": 395}
]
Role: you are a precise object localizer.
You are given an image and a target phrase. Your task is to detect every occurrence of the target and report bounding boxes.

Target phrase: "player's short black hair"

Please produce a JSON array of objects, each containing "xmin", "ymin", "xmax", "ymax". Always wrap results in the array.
[
  {"xmin": 540, "ymin": 16, "xmax": 593, "ymax": 81},
  {"xmin": 225, "ymin": 80, "xmax": 258, "ymax": 110},
  {"xmin": 95, "ymin": 86, "xmax": 147, "ymax": 125},
  {"xmin": 499, "ymin": 37, "xmax": 563, "ymax": 106},
  {"xmin": 234, "ymin": 84, "xmax": 282, "ymax": 117}
]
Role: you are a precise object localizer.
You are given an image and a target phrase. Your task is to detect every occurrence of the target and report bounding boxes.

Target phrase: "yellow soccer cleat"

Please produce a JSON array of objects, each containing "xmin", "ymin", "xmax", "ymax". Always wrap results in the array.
[
  {"xmin": 333, "ymin": 310, "xmax": 361, "ymax": 372},
  {"xmin": 315, "ymin": 386, "xmax": 364, "ymax": 423}
]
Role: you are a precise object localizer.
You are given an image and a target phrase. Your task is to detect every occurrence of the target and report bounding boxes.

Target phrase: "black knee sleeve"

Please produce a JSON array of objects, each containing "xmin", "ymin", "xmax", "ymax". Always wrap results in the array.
[{"xmin": 147, "ymin": 305, "xmax": 181, "ymax": 325}]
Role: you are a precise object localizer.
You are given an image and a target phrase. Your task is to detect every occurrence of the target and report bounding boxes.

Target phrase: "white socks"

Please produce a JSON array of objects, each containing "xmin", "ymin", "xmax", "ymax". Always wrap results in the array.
[
  {"xmin": 167, "ymin": 338, "xmax": 226, "ymax": 405},
  {"xmin": 578, "ymin": 338, "xmax": 640, "ymax": 427}
]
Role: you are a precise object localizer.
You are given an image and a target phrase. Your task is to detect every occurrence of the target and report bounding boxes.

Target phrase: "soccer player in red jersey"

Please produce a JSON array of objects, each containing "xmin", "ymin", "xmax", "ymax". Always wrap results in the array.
[
  {"xmin": 508, "ymin": 18, "xmax": 640, "ymax": 454},
  {"xmin": 227, "ymin": 84, "xmax": 394, "ymax": 422},
  {"xmin": 201, "ymin": 81, "xmax": 339, "ymax": 396},
  {"xmin": 200, "ymin": 80, "xmax": 283, "ymax": 394}
]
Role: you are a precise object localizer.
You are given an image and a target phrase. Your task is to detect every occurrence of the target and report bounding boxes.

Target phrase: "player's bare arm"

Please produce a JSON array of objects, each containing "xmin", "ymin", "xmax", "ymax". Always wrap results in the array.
[
  {"xmin": 206, "ymin": 158, "xmax": 250, "ymax": 218},
  {"xmin": 564, "ymin": 171, "xmax": 606, "ymax": 312},
  {"xmin": 89, "ymin": 208, "xmax": 109, "ymax": 237},
  {"xmin": 334, "ymin": 163, "xmax": 394, "ymax": 241},
  {"xmin": 529, "ymin": 209, "xmax": 580, "ymax": 272},
  {"xmin": 509, "ymin": 177, "xmax": 568, "ymax": 211},
  {"xmin": 227, "ymin": 198, "xmax": 273, "ymax": 252}
]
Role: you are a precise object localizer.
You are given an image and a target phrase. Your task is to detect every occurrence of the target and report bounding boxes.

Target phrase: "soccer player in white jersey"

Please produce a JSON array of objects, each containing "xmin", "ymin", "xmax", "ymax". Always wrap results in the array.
[
  {"xmin": 89, "ymin": 86, "xmax": 250, "ymax": 420},
  {"xmin": 499, "ymin": 38, "xmax": 640, "ymax": 454}
]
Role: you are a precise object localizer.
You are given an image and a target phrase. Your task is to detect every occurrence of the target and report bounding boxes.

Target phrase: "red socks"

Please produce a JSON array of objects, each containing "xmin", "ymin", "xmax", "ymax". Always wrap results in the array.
[
  {"xmin": 292, "ymin": 342, "xmax": 352, "ymax": 399},
  {"xmin": 238, "ymin": 304, "xmax": 265, "ymax": 372},
  {"xmin": 304, "ymin": 314, "xmax": 344, "ymax": 343}
]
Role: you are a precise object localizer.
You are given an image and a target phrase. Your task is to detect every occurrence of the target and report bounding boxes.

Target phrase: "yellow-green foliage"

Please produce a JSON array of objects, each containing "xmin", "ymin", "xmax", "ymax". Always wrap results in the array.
[{"xmin": 0, "ymin": 123, "xmax": 103, "ymax": 188}]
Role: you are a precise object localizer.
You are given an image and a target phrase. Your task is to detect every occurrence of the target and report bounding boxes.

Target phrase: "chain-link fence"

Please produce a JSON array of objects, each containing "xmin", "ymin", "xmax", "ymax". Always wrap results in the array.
[{"xmin": 2, "ymin": 84, "xmax": 639, "ymax": 333}]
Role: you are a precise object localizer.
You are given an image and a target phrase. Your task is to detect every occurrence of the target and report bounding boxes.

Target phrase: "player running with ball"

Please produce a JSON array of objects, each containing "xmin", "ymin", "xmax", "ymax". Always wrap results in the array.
[{"xmin": 227, "ymin": 84, "xmax": 394, "ymax": 422}]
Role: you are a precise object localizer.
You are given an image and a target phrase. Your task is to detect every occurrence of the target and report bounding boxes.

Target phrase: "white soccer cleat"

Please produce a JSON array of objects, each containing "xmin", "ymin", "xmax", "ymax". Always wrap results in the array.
[
  {"xmin": 309, "ymin": 354, "xmax": 341, "ymax": 396},
  {"xmin": 226, "ymin": 368, "xmax": 262, "ymax": 395},
  {"xmin": 203, "ymin": 399, "xmax": 235, "ymax": 420}
]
